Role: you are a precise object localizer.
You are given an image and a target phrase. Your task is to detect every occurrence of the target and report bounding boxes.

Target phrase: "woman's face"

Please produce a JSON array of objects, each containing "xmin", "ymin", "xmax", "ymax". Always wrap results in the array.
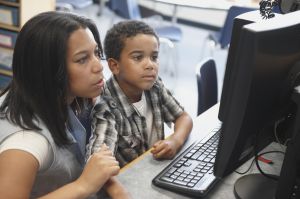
[{"xmin": 66, "ymin": 28, "xmax": 104, "ymax": 102}]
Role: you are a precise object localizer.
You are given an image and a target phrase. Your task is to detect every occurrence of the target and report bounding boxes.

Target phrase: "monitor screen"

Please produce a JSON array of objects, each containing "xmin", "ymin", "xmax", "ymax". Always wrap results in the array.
[{"xmin": 214, "ymin": 10, "xmax": 300, "ymax": 198}]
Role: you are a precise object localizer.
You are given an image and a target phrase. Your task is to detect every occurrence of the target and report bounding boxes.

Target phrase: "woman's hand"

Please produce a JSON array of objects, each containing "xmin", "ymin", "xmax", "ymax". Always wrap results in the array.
[{"xmin": 76, "ymin": 144, "xmax": 120, "ymax": 196}]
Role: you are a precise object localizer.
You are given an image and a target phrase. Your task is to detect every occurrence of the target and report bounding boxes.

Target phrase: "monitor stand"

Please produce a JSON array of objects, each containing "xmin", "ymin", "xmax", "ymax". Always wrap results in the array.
[
  {"xmin": 234, "ymin": 84, "xmax": 300, "ymax": 199},
  {"xmin": 234, "ymin": 173, "xmax": 277, "ymax": 199}
]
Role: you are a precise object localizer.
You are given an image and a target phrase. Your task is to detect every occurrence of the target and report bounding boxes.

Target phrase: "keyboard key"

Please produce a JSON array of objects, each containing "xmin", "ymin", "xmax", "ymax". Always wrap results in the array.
[
  {"xmin": 174, "ymin": 180, "xmax": 188, "ymax": 186},
  {"xmin": 161, "ymin": 177, "xmax": 174, "ymax": 183},
  {"xmin": 167, "ymin": 167, "xmax": 177, "ymax": 174}
]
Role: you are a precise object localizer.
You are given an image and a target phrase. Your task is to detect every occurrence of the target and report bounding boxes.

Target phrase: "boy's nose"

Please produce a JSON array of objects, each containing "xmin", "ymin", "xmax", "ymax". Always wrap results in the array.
[{"xmin": 145, "ymin": 59, "xmax": 155, "ymax": 70}]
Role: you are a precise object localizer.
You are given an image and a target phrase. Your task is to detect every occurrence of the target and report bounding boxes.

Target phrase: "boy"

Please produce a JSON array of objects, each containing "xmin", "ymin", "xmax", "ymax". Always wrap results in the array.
[{"xmin": 86, "ymin": 20, "xmax": 193, "ymax": 167}]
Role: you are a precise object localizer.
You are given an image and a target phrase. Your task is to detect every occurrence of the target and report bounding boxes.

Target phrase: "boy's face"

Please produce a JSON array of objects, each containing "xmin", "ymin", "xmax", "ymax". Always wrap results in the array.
[{"xmin": 110, "ymin": 34, "xmax": 159, "ymax": 101}]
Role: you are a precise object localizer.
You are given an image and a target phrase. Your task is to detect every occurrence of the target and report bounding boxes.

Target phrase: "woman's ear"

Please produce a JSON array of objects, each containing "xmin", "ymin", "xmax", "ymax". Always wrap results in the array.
[{"xmin": 107, "ymin": 58, "xmax": 119, "ymax": 75}]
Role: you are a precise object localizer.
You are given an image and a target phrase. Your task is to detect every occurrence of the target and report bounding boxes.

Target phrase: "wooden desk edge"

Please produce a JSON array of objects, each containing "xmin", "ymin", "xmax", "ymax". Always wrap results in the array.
[{"xmin": 120, "ymin": 149, "xmax": 152, "ymax": 173}]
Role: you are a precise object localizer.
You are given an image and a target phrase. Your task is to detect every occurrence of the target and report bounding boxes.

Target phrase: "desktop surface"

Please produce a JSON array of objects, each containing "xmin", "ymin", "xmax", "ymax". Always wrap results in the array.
[{"xmin": 116, "ymin": 104, "xmax": 284, "ymax": 198}]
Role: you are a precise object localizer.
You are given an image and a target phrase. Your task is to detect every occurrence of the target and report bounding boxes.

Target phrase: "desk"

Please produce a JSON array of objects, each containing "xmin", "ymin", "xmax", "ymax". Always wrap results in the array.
[
  {"xmin": 143, "ymin": 0, "xmax": 260, "ymax": 24},
  {"xmin": 116, "ymin": 104, "xmax": 284, "ymax": 198}
]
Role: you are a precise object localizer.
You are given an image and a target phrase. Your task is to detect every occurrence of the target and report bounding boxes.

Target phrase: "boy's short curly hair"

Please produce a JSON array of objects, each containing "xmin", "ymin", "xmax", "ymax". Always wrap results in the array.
[{"xmin": 104, "ymin": 20, "xmax": 159, "ymax": 61}]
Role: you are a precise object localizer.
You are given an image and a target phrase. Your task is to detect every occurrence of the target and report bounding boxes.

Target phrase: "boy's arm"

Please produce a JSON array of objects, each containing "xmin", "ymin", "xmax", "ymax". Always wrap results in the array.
[
  {"xmin": 170, "ymin": 111, "xmax": 193, "ymax": 146},
  {"xmin": 104, "ymin": 177, "xmax": 132, "ymax": 199},
  {"xmin": 151, "ymin": 111, "xmax": 193, "ymax": 159},
  {"xmin": 86, "ymin": 103, "xmax": 118, "ymax": 159}
]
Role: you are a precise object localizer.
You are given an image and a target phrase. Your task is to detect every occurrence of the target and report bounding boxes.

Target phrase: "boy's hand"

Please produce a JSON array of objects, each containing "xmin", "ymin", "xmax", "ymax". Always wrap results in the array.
[{"xmin": 150, "ymin": 136, "xmax": 182, "ymax": 159}]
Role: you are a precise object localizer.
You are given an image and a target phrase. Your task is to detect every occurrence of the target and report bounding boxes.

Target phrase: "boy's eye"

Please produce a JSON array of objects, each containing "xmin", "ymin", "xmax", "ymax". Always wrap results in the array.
[
  {"xmin": 133, "ymin": 55, "xmax": 143, "ymax": 61},
  {"xmin": 152, "ymin": 55, "xmax": 158, "ymax": 62}
]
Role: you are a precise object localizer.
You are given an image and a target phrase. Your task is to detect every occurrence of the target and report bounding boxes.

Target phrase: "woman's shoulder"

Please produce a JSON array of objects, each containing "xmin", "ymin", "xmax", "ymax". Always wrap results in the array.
[
  {"xmin": 0, "ymin": 115, "xmax": 56, "ymax": 150},
  {"xmin": 0, "ymin": 130, "xmax": 53, "ymax": 171}
]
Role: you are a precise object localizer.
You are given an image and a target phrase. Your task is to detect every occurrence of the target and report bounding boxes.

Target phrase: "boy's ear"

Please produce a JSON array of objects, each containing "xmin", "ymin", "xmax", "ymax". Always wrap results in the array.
[{"xmin": 107, "ymin": 58, "xmax": 120, "ymax": 75}]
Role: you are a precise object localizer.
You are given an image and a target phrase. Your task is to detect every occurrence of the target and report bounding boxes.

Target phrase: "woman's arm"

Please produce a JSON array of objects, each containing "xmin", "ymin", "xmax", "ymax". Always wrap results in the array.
[
  {"xmin": 0, "ymin": 145, "xmax": 120, "ymax": 199},
  {"xmin": 104, "ymin": 177, "xmax": 132, "ymax": 199},
  {"xmin": 39, "ymin": 145, "xmax": 120, "ymax": 199},
  {"xmin": 0, "ymin": 150, "xmax": 39, "ymax": 199}
]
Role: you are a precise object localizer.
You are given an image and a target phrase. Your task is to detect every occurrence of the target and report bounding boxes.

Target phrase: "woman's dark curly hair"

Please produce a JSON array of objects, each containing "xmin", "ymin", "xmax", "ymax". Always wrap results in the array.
[{"xmin": 104, "ymin": 20, "xmax": 159, "ymax": 61}]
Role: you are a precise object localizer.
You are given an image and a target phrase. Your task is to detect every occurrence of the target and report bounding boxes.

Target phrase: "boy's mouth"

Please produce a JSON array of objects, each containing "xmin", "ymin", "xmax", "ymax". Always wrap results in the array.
[{"xmin": 142, "ymin": 75, "xmax": 156, "ymax": 81}]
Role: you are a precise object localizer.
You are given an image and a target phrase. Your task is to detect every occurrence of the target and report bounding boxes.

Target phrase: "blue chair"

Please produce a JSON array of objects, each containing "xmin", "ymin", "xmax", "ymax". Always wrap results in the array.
[
  {"xmin": 208, "ymin": 6, "xmax": 257, "ymax": 49},
  {"xmin": 272, "ymin": 5, "xmax": 281, "ymax": 14},
  {"xmin": 56, "ymin": 0, "xmax": 92, "ymax": 9},
  {"xmin": 196, "ymin": 58, "xmax": 218, "ymax": 115},
  {"xmin": 109, "ymin": 0, "xmax": 182, "ymax": 42},
  {"xmin": 0, "ymin": 74, "xmax": 11, "ymax": 90},
  {"xmin": 158, "ymin": 37, "xmax": 178, "ymax": 92}
]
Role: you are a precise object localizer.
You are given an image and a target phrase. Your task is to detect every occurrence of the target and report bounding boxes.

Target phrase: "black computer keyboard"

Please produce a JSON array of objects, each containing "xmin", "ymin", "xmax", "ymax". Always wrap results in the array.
[{"xmin": 152, "ymin": 128, "xmax": 220, "ymax": 197}]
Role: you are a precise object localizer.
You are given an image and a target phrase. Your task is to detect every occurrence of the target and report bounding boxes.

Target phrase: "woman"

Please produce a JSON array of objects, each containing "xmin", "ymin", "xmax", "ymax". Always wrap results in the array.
[{"xmin": 0, "ymin": 11, "xmax": 130, "ymax": 198}]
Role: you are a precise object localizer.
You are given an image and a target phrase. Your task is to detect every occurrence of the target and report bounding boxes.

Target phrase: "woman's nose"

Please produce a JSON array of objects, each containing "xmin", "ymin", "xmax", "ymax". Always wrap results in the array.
[{"xmin": 92, "ymin": 58, "xmax": 103, "ymax": 73}]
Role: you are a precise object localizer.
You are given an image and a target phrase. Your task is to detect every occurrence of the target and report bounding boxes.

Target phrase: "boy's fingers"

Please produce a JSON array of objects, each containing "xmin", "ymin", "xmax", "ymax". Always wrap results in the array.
[
  {"xmin": 152, "ymin": 142, "xmax": 166, "ymax": 154},
  {"xmin": 152, "ymin": 140, "xmax": 163, "ymax": 148},
  {"xmin": 153, "ymin": 148, "xmax": 168, "ymax": 159}
]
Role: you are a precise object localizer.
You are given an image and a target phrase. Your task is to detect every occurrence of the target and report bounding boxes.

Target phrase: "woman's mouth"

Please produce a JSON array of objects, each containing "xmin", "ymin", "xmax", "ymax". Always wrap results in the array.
[{"xmin": 95, "ymin": 79, "xmax": 104, "ymax": 88}]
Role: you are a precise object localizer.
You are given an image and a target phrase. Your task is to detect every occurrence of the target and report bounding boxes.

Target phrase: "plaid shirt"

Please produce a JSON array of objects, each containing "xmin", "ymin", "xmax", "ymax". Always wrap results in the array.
[{"xmin": 86, "ymin": 76, "xmax": 184, "ymax": 167}]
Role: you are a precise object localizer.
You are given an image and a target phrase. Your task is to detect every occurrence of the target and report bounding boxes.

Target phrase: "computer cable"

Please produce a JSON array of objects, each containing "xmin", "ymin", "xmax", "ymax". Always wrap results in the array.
[
  {"xmin": 234, "ymin": 150, "xmax": 284, "ymax": 175},
  {"xmin": 274, "ymin": 117, "xmax": 289, "ymax": 151},
  {"xmin": 255, "ymin": 150, "xmax": 285, "ymax": 180}
]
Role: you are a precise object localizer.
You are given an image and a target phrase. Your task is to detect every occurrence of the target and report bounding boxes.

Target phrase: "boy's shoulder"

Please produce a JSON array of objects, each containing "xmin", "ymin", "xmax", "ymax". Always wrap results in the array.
[
  {"xmin": 150, "ymin": 77, "xmax": 173, "ymax": 96},
  {"xmin": 93, "ymin": 91, "xmax": 125, "ymax": 124},
  {"xmin": 93, "ymin": 92, "xmax": 118, "ymax": 114},
  {"xmin": 149, "ymin": 77, "xmax": 165, "ymax": 92}
]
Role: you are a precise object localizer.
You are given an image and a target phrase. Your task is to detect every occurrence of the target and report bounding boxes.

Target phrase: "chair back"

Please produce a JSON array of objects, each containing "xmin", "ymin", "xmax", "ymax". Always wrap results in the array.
[
  {"xmin": 109, "ymin": 0, "xmax": 182, "ymax": 42},
  {"xmin": 219, "ymin": 6, "xmax": 256, "ymax": 48},
  {"xmin": 196, "ymin": 58, "xmax": 218, "ymax": 115},
  {"xmin": 155, "ymin": 26, "xmax": 182, "ymax": 42},
  {"xmin": 158, "ymin": 38, "xmax": 178, "ymax": 92},
  {"xmin": 110, "ymin": 0, "xmax": 141, "ymax": 19},
  {"xmin": 56, "ymin": 0, "xmax": 92, "ymax": 9}
]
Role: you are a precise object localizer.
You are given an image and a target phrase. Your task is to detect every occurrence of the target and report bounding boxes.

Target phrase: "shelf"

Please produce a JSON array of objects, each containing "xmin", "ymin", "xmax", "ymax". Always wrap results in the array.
[
  {"xmin": 0, "ymin": 0, "xmax": 55, "ymax": 78},
  {"xmin": 0, "ymin": 0, "xmax": 19, "ymax": 7},
  {"xmin": 0, "ymin": 68, "xmax": 12, "ymax": 76},
  {"xmin": 0, "ymin": 22, "xmax": 20, "ymax": 31}
]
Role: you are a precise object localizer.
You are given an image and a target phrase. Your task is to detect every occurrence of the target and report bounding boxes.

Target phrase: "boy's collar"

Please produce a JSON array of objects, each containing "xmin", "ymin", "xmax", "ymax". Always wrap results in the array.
[{"xmin": 107, "ymin": 76, "xmax": 139, "ymax": 117}]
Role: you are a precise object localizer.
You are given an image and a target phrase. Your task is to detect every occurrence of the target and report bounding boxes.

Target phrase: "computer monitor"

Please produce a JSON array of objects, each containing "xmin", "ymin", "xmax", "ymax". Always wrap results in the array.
[
  {"xmin": 279, "ymin": 0, "xmax": 300, "ymax": 14},
  {"xmin": 214, "ymin": 10, "xmax": 300, "ymax": 199}
]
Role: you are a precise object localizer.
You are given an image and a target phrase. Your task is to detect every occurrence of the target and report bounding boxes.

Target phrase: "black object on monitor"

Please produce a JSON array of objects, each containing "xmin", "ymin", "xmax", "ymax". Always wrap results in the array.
[{"xmin": 214, "ymin": 10, "xmax": 300, "ymax": 199}]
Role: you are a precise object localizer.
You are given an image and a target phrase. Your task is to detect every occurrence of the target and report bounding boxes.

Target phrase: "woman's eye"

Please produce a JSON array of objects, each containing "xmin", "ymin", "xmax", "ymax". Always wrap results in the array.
[
  {"xmin": 77, "ymin": 57, "xmax": 87, "ymax": 64},
  {"xmin": 94, "ymin": 48, "xmax": 102, "ymax": 59}
]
